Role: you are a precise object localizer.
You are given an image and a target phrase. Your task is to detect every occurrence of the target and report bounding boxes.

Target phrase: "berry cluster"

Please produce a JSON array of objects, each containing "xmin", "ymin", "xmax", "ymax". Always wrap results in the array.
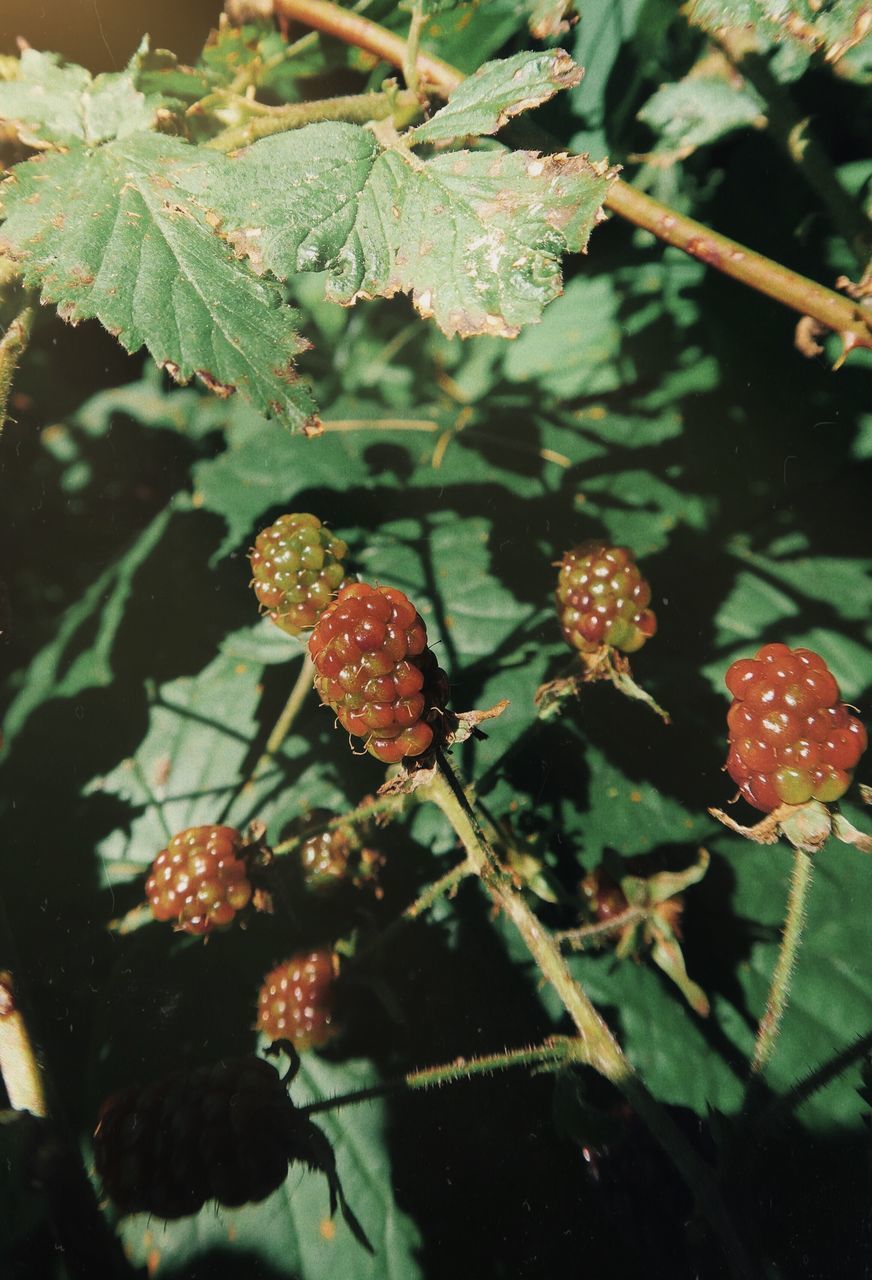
[
  {"xmin": 725, "ymin": 643, "xmax": 866, "ymax": 812},
  {"xmin": 556, "ymin": 543, "xmax": 656, "ymax": 655},
  {"xmin": 249, "ymin": 513, "xmax": 348, "ymax": 637},
  {"xmin": 145, "ymin": 826, "xmax": 252, "ymax": 936},
  {"xmin": 309, "ymin": 582, "xmax": 447, "ymax": 764},
  {"xmin": 94, "ymin": 1056, "xmax": 296, "ymax": 1218},
  {"xmin": 256, "ymin": 950, "xmax": 338, "ymax": 1050}
]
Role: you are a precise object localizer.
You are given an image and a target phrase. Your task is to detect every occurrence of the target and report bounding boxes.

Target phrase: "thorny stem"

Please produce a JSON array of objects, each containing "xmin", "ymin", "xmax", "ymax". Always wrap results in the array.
[
  {"xmin": 206, "ymin": 87, "xmax": 421, "ymax": 151},
  {"xmin": 302, "ymin": 1037, "xmax": 577, "ymax": 1116},
  {"xmin": 425, "ymin": 751, "xmax": 752, "ymax": 1279},
  {"xmin": 274, "ymin": 0, "xmax": 872, "ymax": 354},
  {"xmin": 0, "ymin": 297, "xmax": 35, "ymax": 437},
  {"xmin": 271, "ymin": 790, "xmax": 405, "ymax": 856},
  {"xmin": 749, "ymin": 847, "xmax": 815, "ymax": 1080},
  {"xmin": 403, "ymin": 857, "xmax": 473, "ymax": 920},
  {"xmin": 555, "ymin": 907, "xmax": 647, "ymax": 951}
]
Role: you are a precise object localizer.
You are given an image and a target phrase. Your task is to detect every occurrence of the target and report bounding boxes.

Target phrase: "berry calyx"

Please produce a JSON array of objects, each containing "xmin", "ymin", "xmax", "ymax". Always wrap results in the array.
[
  {"xmin": 249, "ymin": 513, "xmax": 348, "ymax": 637},
  {"xmin": 556, "ymin": 543, "xmax": 656, "ymax": 656},
  {"xmin": 145, "ymin": 826, "xmax": 252, "ymax": 936},
  {"xmin": 308, "ymin": 582, "xmax": 448, "ymax": 764},
  {"xmin": 256, "ymin": 950, "xmax": 339, "ymax": 1050},
  {"xmin": 724, "ymin": 643, "xmax": 866, "ymax": 812},
  {"xmin": 94, "ymin": 1056, "xmax": 297, "ymax": 1218}
]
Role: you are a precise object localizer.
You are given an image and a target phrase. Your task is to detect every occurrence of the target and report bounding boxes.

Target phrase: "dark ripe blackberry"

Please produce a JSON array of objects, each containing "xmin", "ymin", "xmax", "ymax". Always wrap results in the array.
[
  {"xmin": 145, "ymin": 826, "xmax": 252, "ymax": 936},
  {"xmin": 725, "ymin": 643, "xmax": 866, "ymax": 812},
  {"xmin": 250, "ymin": 513, "xmax": 348, "ymax": 637},
  {"xmin": 93, "ymin": 1056, "xmax": 295, "ymax": 1218},
  {"xmin": 308, "ymin": 582, "xmax": 448, "ymax": 764},
  {"xmin": 557, "ymin": 542, "xmax": 656, "ymax": 655},
  {"xmin": 256, "ymin": 950, "xmax": 338, "ymax": 1050}
]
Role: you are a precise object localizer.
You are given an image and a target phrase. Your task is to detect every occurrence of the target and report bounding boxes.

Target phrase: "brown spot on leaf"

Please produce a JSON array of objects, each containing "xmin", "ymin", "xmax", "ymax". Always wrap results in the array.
[{"xmin": 196, "ymin": 369, "xmax": 234, "ymax": 398}]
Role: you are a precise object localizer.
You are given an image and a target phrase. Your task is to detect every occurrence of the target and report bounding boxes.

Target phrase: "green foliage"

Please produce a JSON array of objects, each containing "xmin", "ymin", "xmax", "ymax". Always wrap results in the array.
[{"xmin": 1, "ymin": 4, "xmax": 871, "ymax": 1279}]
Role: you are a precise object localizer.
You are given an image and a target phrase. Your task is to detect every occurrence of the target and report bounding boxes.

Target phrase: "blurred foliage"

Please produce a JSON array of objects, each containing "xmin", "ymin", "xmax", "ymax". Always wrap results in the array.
[{"xmin": 1, "ymin": 1, "xmax": 871, "ymax": 1278}]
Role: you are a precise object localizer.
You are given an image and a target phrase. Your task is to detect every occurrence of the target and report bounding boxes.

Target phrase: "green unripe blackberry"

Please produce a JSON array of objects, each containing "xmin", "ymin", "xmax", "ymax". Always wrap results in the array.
[
  {"xmin": 557, "ymin": 543, "xmax": 656, "ymax": 655},
  {"xmin": 250, "ymin": 513, "xmax": 348, "ymax": 637}
]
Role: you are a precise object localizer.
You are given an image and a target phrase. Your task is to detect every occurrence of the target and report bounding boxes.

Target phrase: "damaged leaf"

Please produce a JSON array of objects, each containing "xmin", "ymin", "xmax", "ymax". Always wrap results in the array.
[
  {"xmin": 0, "ymin": 41, "xmax": 169, "ymax": 148},
  {"xmin": 220, "ymin": 122, "xmax": 616, "ymax": 338},
  {"xmin": 0, "ymin": 133, "xmax": 316, "ymax": 429},
  {"xmin": 411, "ymin": 49, "xmax": 582, "ymax": 144}
]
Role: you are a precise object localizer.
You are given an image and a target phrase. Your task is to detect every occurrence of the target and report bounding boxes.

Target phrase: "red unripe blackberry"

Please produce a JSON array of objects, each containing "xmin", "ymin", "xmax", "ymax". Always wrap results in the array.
[
  {"xmin": 308, "ymin": 582, "xmax": 448, "ymax": 764},
  {"xmin": 580, "ymin": 868, "xmax": 627, "ymax": 923},
  {"xmin": 556, "ymin": 543, "xmax": 656, "ymax": 655},
  {"xmin": 724, "ymin": 643, "xmax": 866, "ymax": 812},
  {"xmin": 256, "ymin": 950, "xmax": 338, "ymax": 1050},
  {"xmin": 94, "ymin": 1056, "xmax": 297, "ymax": 1218},
  {"xmin": 249, "ymin": 513, "xmax": 348, "ymax": 637},
  {"xmin": 145, "ymin": 826, "xmax": 252, "ymax": 936}
]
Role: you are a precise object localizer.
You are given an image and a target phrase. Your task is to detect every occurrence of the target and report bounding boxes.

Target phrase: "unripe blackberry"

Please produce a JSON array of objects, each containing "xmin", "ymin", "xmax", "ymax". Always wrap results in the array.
[
  {"xmin": 299, "ymin": 828, "xmax": 353, "ymax": 892},
  {"xmin": 250, "ymin": 513, "xmax": 348, "ymax": 637},
  {"xmin": 94, "ymin": 1056, "xmax": 296, "ymax": 1218},
  {"xmin": 308, "ymin": 582, "xmax": 448, "ymax": 764},
  {"xmin": 145, "ymin": 826, "xmax": 252, "ymax": 936},
  {"xmin": 557, "ymin": 543, "xmax": 656, "ymax": 655},
  {"xmin": 580, "ymin": 868, "xmax": 627, "ymax": 923},
  {"xmin": 256, "ymin": 950, "xmax": 338, "ymax": 1049},
  {"xmin": 725, "ymin": 643, "xmax": 866, "ymax": 812}
]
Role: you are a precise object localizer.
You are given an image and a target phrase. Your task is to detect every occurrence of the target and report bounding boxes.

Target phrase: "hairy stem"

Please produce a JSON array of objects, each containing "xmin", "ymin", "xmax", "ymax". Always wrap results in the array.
[
  {"xmin": 206, "ymin": 87, "xmax": 421, "ymax": 150},
  {"xmin": 271, "ymin": 790, "xmax": 405, "ymax": 856},
  {"xmin": 403, "ymin": 1, "xmax": 426, "ymax": 95},
  {"xmin": 750, "ymin": 847, "xmax": 814, "ymax": 1079},
  {"xmin": 275, "ymin": 0, "xmax": 872, "ymax": 353},
  {"xmin": 555, "ymin": 907, "xmax": 646, "ymax": 950},
  {"xmin": 302, "ymin": 1037, "xmax": 576, "ymax": 1116},
  {"xmin": 0, "ymin": 299, "xmax": 35, "ymax": 437},
  {"xmin": 403, "ymin": 857, "xmax": 473, "ymax": 920},
  {"xmin": 423, "ymin": 750, "xmax": 751, "ymax": 1278}
]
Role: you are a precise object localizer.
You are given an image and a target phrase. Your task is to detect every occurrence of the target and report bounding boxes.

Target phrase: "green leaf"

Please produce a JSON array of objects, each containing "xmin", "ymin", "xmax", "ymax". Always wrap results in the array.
[
  {"xmin": 0, "ymin": 134, "xmax": 316, "ymax": 429},
  {"xmin": 687, "ymin": 0, "xmax": 872, "ymax": 78},
  {"xmin": 221, "ymin": 122, "xmax": 615, "ymax": 338},
  {"xmin": 502, "ymin": 274, "xmax": 624, "ymax": 398},
  {"xmin": 410, "ymin": 50, "xmax": 583, "ymax": 144},
  {"xmin": 637, "ymin": 66, "xmax": 765, "ymax": 162},
  {"xmin": 116, "ymin": 1053, "xmax": 423, "ymax": 1278},
  {"xmin": 0, "ymin": 42, "xmax": 166, "ymax": 148}
]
